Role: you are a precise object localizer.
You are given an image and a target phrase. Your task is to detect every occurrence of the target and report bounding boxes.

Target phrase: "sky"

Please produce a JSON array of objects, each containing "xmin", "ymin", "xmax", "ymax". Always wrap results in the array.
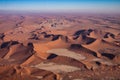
[{"xmin": 0, "ymin": 0, "xmax": 120, "ymax": 13}]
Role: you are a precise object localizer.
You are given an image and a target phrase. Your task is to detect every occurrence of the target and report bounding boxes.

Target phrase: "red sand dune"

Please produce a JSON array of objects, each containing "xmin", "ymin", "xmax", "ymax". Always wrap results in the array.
[{"xmin": 0, "ymin": 14, "xmax": 120, "ymax": 80}]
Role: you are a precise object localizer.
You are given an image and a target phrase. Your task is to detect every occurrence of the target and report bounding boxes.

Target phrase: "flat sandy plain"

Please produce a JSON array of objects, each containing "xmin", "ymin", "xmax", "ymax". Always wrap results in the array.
[{"xmin": 0, "ymin": 13, "xmax": 120, "ymax": 80}]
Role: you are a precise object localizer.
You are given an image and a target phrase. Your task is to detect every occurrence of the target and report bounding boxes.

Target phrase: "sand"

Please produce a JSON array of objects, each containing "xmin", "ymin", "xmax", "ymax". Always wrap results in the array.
[{"xmin": 0, "ymin": 14, "xmax": 120, "ymax": 80}]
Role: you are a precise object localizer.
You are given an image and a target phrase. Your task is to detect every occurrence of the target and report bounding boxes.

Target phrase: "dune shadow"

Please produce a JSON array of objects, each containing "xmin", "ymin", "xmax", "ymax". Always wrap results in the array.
[
  {"xmin": 101, "ymin": 53, "xmax": 115, "ymax": 59},
  {"xmin": 47, "ymin": 54, "xmax": 58, "ymax": 59}
]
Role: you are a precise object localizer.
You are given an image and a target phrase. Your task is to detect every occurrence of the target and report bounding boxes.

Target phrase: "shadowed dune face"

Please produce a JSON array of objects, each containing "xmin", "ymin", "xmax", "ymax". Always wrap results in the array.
[
  {"xmin": 104, "ymin": 32, "xmax": 115, "ymax": 39},
  {"xmin": 0, "ymin": 14, "xmax": 120, "ymax": 80},
  {"xmin": 47, "ymin": 54, "xmax": 58, "ymax": 59},
  {"xmin": 101, "ymin": 53, "xmax": 115, "ymax": 59},
  {"xmin": 1, "ymin": 41, "xmax": 19, "ymax": 49},
  {"xmin": 0, "ymin": 33, "xmax": 5, "ymax": 41},
  {"xmin": 70, "ymin": 44, "xmax": 97, "ymax": 57}
]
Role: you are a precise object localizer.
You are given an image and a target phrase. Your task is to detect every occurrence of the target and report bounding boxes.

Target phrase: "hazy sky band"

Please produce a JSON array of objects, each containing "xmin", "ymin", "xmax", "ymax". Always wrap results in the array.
[{"xmin": 0, "ymin": 0, "xmax": 120, "ymax": 13}]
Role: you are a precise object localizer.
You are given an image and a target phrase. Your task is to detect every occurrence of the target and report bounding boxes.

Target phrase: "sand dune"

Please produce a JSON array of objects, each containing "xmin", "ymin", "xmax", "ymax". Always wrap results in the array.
[
  {"xmin": 0, "ymin": 14, "xmax": 120, "ymax": 80},
  {"xmin": 88, "ymin": 29, "xmax": 103, "ymax": 39},
  {"xmin": 33, "ymin": 36, "xmax": 70, "ymax": 59},
  {"xmin": 47, "ymin": 56, "xmax": 85, "ymax": 69},
  {"xmin": 21, "ymin": 54, "xmax": 43, "ymax": 66},
  {"xmin": 47, "ymin": 48, "xmax": 86, "ymax": 61},
  {"xmin": 4, "ymin": 44, "xmax": 23, "ymax": 59},
  {"xmin": 82, "ymin": 39, "xmax": 120, "ymax": 57}
]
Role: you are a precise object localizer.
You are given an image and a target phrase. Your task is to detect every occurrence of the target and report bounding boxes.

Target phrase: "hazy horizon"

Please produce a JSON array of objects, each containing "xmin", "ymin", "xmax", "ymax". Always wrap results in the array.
[{"xmin": 0, "ymin": 0, "xmax": 120, "ymax": 14}]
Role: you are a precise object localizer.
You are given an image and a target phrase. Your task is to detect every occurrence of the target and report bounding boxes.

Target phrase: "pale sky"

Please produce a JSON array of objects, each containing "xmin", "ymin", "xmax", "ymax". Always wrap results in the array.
[{"xmin": 0, "ymin": 0, "xmax": 120, "ymax": 13}]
